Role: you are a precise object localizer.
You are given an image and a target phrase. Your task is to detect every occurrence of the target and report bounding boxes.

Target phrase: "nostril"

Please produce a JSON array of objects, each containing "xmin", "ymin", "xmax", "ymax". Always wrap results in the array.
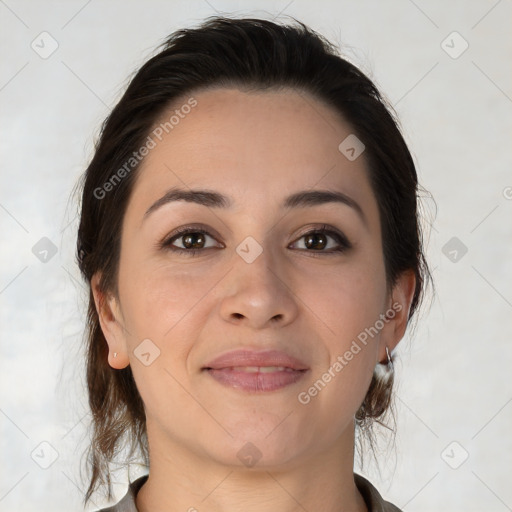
[{"xmin": 232, "ymin": 313, "xmax": 244, "ymax": 319}]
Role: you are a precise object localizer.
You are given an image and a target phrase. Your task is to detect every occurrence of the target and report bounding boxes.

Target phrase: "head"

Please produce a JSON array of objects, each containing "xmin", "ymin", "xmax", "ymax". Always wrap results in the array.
[{"xmin": 76, "ymin": 16, "xmax": 432, "ymax": 503}]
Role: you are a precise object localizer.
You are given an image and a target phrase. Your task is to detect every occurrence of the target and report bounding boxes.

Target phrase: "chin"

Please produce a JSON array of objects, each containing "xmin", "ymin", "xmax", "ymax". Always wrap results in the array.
[{"xmin": 202, "ymin": 423, "xmax": 307, "ymax": 471}]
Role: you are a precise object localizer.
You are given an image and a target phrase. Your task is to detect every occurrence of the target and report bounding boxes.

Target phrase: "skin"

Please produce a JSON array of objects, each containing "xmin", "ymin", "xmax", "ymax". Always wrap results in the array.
[{"xmin": 92, "ymin": 87, "xmax": 416, "ymax": 512}]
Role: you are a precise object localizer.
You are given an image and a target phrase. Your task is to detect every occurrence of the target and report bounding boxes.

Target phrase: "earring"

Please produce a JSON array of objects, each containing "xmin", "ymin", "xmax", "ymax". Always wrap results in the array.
[
  {"xmin": 385, "ymin": 346, "xmax": 393, "ymax": 371},
  {"xmin": 376, "ymin": 347, "xmax": 393, "ymax": 371},
  {"xmin": 113, "ymin": 352, "xmax": 118, "ymax": 358},
  {"xmin": 374, "ymin": 346, "xmax": 394, "ymax": 381}
]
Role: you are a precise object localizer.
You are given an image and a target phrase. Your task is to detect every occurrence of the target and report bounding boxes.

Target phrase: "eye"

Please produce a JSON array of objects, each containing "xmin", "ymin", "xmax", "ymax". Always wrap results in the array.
[
  {"xmin": 158, "ymin": 224, "xmax": 351, "ymax": 257},
  {"xmin": 289, "ymin": 225, "xmax": 351, "ymax": 254},
  {"xmin": 160, "ymin": 226, "xmax": 222, "ymax": 255}
]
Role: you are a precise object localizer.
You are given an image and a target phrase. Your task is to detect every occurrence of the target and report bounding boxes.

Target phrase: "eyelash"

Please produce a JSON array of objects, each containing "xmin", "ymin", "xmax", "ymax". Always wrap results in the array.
[{"xmin": 158, "ymin": 224, "xmax": 352, "ymax": 257}]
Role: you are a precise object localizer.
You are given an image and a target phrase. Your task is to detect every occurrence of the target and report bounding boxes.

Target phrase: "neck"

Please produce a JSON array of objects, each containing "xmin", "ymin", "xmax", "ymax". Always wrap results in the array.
[{"xmin": 135, "ymin": 421, "xmax": 367, "ymax": 512}]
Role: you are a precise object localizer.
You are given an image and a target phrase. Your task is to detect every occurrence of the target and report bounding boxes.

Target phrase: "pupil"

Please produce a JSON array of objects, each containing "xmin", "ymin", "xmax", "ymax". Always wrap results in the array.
[
  {"xmin": 183, "ymin": 233, "xmax": 204, "ymax": 249},
  {"xmin": 305, "ymin": 233, "xmax": 326, "ymax": 250}
]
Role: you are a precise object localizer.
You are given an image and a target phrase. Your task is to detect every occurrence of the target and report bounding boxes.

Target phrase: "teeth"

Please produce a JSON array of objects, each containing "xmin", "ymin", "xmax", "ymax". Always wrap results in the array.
[{"xmin": 231, "ymin": 366, "xmax": 291, "ymax": 373}]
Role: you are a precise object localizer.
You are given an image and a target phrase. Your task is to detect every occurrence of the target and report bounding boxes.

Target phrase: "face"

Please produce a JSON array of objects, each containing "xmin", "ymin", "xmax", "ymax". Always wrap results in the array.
[{"xmin": 94, "ymin": 87, "xmax": 413, "ymax": 470}]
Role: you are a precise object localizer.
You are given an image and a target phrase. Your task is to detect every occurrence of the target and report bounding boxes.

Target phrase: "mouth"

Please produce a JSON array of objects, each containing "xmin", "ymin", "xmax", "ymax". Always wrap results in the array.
[
  {"xmin": 203, "ymin": 348, "xmax": 309, "ymax": 372},
  {"xmin": 201, "ymin": 348, "xmax": 309, "ymax": 393},
  {"xmin": 203, "ymin": 366, "xmax": 308, "ymax": 392}
]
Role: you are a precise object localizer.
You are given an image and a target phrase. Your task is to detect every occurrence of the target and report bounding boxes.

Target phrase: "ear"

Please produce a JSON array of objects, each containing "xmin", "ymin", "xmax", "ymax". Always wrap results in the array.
[
  {"xmin": 91, "ymin": 272, "xmax": 130, "ymax": 369},
  {"xmin": 378, "ymin": 269, "xmax": 416, "ymax": 364}
]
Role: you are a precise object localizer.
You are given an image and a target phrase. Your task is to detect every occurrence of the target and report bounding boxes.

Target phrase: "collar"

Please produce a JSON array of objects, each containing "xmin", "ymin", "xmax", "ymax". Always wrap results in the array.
[{"xmin": 98, "ymin": 473, "xmax": 401, "ymax": 511}]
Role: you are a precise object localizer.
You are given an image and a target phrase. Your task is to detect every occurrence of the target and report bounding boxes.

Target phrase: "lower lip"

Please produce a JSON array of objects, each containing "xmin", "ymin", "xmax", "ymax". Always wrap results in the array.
[{"xmin": 205, "ymin": 368, "xmax": 307, "ymax": 392}]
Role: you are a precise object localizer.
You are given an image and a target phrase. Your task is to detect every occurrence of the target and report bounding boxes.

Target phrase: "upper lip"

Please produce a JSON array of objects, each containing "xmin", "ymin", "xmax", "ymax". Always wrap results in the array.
[{"xmin": 203, "ymin": 349, "xmax": 309, "ymax": 371}]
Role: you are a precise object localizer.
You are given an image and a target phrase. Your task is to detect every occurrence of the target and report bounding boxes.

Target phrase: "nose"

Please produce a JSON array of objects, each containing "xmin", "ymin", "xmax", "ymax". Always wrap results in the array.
[{"xmin": 218, "ymin": 245, "xmax": 299, "ymax": 330}]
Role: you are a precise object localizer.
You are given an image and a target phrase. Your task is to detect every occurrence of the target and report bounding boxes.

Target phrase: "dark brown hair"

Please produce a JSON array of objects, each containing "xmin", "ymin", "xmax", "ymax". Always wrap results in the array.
[{"xmin": 75, "ymin": 15, "xmax": 433, "ymax": 504}]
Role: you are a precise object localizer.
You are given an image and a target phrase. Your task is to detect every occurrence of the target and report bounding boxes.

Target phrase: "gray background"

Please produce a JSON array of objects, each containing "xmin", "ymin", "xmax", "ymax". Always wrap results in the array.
[{"xmin": 1, "ymin": 0, "xmax": 511, "ymax": 510}]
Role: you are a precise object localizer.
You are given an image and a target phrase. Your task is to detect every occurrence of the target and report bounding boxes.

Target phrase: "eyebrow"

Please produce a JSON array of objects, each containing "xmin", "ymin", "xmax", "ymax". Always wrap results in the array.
[{"xmin": 143, "ymin": 187, "xmax": 367, "ymax": 226}]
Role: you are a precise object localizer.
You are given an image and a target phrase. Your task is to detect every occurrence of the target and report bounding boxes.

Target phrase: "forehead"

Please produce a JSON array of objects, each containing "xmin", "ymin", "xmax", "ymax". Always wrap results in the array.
[{"xmin": 126, "ymin": 87, "xmax": 378, "ymax": 223}]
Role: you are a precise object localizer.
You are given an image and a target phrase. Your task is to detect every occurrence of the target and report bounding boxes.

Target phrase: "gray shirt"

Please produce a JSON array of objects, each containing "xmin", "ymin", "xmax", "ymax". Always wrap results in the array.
[{"xmin": 95, "ymin": 473, "xmax": 402, "ymax": 512}]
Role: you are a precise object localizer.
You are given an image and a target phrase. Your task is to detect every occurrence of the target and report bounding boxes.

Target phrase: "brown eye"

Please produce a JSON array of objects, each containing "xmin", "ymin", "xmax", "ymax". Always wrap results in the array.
[
  {"xmin": 290, "ymin": 227, "xmax": 351, "ymax": 254},
  {"xmin": 180, "ymin": 232, "xmax": 206, "ymax": 249},
  {"xmin": 304, "ymin": 232, "xmax": 328, "ymax": 250},
  {"xmin": 161, "ymin": 228, "xmax": 222, "ymax": 255}
]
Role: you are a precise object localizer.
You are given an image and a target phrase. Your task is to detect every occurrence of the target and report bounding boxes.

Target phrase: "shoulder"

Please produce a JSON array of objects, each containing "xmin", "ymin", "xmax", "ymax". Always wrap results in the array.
[
  {"xmin": 354, "ymin": 473, "xmax": 402, "ymax": 512},
  {"xmin": 94, "ymin": 475, "xmax": 148, "ymax": 512}
]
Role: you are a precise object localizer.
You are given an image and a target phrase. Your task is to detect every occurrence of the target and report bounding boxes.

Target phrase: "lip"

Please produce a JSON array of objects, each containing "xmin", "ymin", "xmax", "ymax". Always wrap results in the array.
[
  {"xmin": 203, "ymin": 349, "xmax": 309, "ymax": 371},
  {"xmin": 205, "ymin": 367, "xmax": 307, "ymax": 392},
  {"xmin": 202, "ymin": 349, "xmax": 309, "ymax": 393}
]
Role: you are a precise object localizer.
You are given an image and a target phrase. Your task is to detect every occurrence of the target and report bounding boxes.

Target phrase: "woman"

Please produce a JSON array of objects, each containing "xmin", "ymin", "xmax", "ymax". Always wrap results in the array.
[{"xmin": 76, "ymin": 16, "xmax": 432, "ymax": 512}]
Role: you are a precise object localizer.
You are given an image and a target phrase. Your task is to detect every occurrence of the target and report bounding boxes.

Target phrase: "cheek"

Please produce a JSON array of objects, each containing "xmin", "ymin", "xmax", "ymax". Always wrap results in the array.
[
  {"xmin": 293, "ymin": 270, "xmax": 383, "ymax": 440},
  {"xmin": 117, "ymin": 262, "xmax": 215, "ymax": 408},
  {"xmin": 295, "ymin": 252, "xmax": 387, "ymax": 341},
  {"xmin": 118, "ymin": 252, "xmax": 215, "ymax": 338},
  {"xmin": 293, "ymin": 255, "xmax": 386, "ymax": 396}
]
